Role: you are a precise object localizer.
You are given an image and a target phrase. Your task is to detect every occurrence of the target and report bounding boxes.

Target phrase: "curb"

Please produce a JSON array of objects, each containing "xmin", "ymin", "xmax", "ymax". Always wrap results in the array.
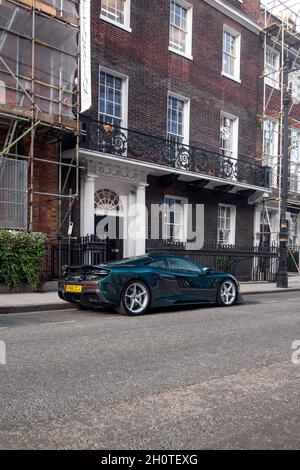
[
  {"xmin": 242, "ymin": 287, "xmax": 300, "ymax": 296},
  {"xmin": 0, "ymin": 303, "xmax": 72, "ymax": 314}
]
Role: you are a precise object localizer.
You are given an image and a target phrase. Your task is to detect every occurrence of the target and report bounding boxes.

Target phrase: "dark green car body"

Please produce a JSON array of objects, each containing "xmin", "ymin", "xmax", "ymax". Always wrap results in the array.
[{"xmin": 58, "ymin": 253, "xmax": 242, "ymax": 313}]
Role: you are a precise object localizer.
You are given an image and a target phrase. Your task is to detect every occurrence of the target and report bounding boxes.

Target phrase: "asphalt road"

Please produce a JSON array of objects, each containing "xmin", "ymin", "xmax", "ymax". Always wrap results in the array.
[{"xmin": 1, "ymin": 291, "xmax": 300, "ymax": 450}]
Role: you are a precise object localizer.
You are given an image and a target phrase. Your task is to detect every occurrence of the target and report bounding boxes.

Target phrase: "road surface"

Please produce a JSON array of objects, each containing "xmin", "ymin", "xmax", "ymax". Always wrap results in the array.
[{"xmin": 0, "ymin": 291, "xmax": 300, "ymax": 449}]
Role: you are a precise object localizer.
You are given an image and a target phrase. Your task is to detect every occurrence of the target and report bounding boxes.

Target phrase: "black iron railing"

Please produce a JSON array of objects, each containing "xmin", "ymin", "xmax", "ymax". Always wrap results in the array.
[
  {"xmin": 42, "ymin": 237, "xmax": 279, "ymax": 282},
  {"xmin": 42, "ymin": 236, "xmax": 108, "ymax": 280},
  {"xmin": 147, "ymin": 240, "xmax": 279, "ymax": 282},
  {"xmin": 80, "ymin": 117, "xmax": 271, "ymax": 188}
]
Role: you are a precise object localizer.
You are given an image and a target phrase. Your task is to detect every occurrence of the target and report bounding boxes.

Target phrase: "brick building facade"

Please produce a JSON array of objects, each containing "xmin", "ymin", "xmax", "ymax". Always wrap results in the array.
[
  {"xmin": 2, "ymin": 0, "xmax": 300, "ymax": 278},
  {"xmin": 64, "ymin": 0, "xmax": 273, "ymax": 263}
]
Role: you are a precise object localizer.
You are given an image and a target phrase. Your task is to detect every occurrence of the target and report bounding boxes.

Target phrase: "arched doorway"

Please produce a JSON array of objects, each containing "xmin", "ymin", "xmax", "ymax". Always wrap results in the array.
[{"xmin": 94, "ymin": 189, "xmax": 124, "ymax": 260}]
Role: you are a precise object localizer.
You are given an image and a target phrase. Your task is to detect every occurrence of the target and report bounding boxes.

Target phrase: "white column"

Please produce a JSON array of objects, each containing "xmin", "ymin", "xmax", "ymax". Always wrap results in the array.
[
  {"xmin": 125, "ymin": 191, "xmax": 136, "ymax": 257},
  {"xmin": 81, "ymin": 175, "xmax": 95, "ymax": 236},
  {"xmin": 272, "ymin": 210, "xmax": 280, "ymax": 246},
  {"xmin": 135, "ymin": 183, "xmax": 147, "ymax": 256},
  {"xmin": 253, "ymin": 205, "xmax": 261, "ymax": 246}
]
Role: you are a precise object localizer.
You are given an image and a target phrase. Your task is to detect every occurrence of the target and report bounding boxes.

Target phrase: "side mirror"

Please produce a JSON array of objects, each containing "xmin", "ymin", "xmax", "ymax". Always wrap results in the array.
[{"xmin": 201, "ymin": 266, "xmax": 212, "ymax": 275}]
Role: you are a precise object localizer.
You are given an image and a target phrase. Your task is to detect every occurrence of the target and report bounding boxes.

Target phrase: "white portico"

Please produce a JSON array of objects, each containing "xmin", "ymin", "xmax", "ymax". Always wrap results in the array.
[{"xmin": 80, "ymin": 157, "xmax": 148, "ymax": 258}]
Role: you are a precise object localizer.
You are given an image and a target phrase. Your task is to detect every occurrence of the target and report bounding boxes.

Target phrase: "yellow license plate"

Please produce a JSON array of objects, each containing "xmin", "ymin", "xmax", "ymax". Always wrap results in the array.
[{"xmin": 65, "ymin": 284, "xmax": 83, "ymax": 293}]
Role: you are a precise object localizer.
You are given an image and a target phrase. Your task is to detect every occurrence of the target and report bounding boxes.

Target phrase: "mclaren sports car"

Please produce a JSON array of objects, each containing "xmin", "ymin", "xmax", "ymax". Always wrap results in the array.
[{"xmin": 58, "ymin": 253, "xmax": 242, "ymax": 315}]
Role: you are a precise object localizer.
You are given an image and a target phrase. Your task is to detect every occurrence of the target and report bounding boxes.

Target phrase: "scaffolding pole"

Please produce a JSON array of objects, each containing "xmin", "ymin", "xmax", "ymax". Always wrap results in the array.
[{"xmin": 261, "ymin": 0, "xmax": 300, "ymax": 249}]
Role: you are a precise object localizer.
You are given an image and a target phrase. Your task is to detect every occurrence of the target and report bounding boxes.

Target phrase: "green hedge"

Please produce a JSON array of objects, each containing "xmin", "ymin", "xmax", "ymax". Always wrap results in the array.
[{"xmin": 0, "ymin": 230, "xmax": 47, "ymax": 289}]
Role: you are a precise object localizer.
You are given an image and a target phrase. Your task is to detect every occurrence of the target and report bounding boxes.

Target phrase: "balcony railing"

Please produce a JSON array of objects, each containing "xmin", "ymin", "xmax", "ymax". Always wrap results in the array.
[{"xmin": 80, "ymin": 117, "xmax": 271, "ymax": 189}]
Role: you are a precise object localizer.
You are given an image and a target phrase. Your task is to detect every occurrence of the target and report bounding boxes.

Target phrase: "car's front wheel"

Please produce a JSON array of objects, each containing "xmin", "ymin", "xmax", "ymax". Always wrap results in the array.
[
  {"xmin": 116, "ymin": 280, "xmax": 150, "ymax": 316},
  {"xmin": 217, "ymin": 279, "xmax": 237, "ymax": 306}
]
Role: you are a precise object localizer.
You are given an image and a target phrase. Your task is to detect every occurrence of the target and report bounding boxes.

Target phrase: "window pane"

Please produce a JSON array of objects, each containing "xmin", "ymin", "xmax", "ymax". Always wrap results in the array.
[
  {"xmin": 223, "ymin": 31, "xmax": 237, "ymax": 77},
  {"xmin": 167, "ymin": 96, "xmax": 185, "ymax": 142},
  {"xmin": 99, "ymin": 71, "xmax": 123, "ymax": 125},
  {"xmin": 101, "ymin": 0, "xmax": 125, "ymax": 25},
  {"xmin": 170, "ymin": 1, "xmax": 188, "ymax": 53},
  {"xmin": 220, "ymin": 116, "xmax": 234, "ymax": 156},
  {"xmin": 164, "ymin": 197, "xmax": 183, "ymax": 241},
  {"xmin": 218, "ymin": 205, "xmax": 233, "ymax": 245},
  {"xmin": 168, "ymin": 257, "xmax": 199, "ymax": 271}
]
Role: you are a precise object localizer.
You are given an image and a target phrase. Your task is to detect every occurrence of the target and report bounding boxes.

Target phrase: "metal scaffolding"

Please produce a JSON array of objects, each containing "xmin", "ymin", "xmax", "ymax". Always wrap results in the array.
[
  {"xmin": 261, "ymin": 0, "xmax": 300, "ymax": 244},
  {"xmin": 0, "ymin": 0, "xmax": 80, "ymax": 234}
]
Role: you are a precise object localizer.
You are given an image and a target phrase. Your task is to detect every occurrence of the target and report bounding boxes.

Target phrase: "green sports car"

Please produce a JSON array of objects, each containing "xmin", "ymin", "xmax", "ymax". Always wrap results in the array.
[{"xmin": 58, "ymin": 253, "xmax": 242, "ymax": 315}]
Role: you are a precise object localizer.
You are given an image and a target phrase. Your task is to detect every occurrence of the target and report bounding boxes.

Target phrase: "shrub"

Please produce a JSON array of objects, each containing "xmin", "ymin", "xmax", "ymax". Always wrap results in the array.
[{"xmin": 0, "ymin": 230, "xmax": 47, "ymax": 289}]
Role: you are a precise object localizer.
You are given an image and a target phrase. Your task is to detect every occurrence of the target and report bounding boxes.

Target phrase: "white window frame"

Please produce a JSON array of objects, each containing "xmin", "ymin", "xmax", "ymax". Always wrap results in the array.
[
  {"xmin": 168, "ymin": 0, "xmax": 193, "ymax": 61},
  {"xmin": 263, "ymin": 117, "xmax": 279, "ymax": 188},
  {"xmin": 217, "ymin": 204, "xmax": 236, "ymax": 246},
  {"xmin": 289, "ymin": 69, "xmax": 300, "ymax": 104},
  {"xmin": 163, "ymin": 195, "xmax": 188, "ymax": 243},
  {"xmin": 288, "ymin": 213, "xmax": 298, "ymax": 249},
  {"xmin": 100, "ymin": 0, "xmax": 132, "ymax": 33},
  {"xmin": 167, "ymin": 91, "xmax": 190, "ymax": 146},
  {"xmin": 98, "ymin": 66, "xmax": 129, "ymax": 129},
  {"xmin": 222, "ymin": 25, "xmax": 241, "ymax": 83},
  {"xmin": 290, "ymin": 128, "xmax": 300, "ymax": 193},
  {"xmin": 220, "ymin": 111, "xmax": 239, "ymax": 160},
  {"xmin": 265, "ymin": 46, "xmax": 280, "ymax": 90}
]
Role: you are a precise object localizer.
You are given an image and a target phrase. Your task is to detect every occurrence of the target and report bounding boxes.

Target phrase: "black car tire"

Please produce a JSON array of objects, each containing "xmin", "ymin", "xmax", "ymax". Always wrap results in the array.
[
  {"xmin": 217, "ymin": 279, "xmax": 237, "ymax": 307},
  {"xmin": 116, "ymin": 280, "xmax": 151, "ymax": 316}
]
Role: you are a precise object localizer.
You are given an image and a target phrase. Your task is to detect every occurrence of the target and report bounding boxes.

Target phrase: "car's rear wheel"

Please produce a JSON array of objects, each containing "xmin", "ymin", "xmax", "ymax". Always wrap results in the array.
[
  {"xmin": 217, "ymin": 279, "xmax": 237, "ymax": 306},
  {"xmin": 116, "ymin": 280, "xmax": 150, "ymax": 316}
]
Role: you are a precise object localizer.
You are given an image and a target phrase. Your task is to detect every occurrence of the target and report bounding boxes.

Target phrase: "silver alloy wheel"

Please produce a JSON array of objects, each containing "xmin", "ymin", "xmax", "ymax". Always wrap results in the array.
[
  {"xmin": 124, "ymin": 282, "xmax": 149, "ymax": 314},
  {"xmin": 220, "ymin": 280, "xmax": 237, "ymax": 305}
]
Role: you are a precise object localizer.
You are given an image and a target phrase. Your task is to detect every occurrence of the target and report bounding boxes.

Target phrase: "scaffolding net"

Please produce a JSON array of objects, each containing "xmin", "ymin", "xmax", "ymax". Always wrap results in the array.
[
  {"xmin": 0, "ymin": 0, "xmax": 80, "ymax": 232},
  {"xmin": 0, "ymin": 0, "xmax": 78, "ymax": 121},
  {"xmin": 261, "ymin": 0, "xmax": 300, "ymax": 222}
]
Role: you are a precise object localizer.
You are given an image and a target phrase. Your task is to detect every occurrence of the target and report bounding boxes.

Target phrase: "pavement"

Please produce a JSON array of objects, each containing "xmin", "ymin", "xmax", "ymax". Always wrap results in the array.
[
  {"xmin": 1, "ymin": 290, "xmax": 300, "ymax": 449},
  {"xmin": 1, "ymin": 280, "xmax": 300, "ymax": 313}
]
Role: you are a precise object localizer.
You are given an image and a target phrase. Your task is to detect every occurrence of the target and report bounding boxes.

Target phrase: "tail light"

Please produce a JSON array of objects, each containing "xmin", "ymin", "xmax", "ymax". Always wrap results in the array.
[
  {"xmin": 85, "ymin": 270, "xmax": 109, "ymax": 280},
  {"xmin": 62, "ymin": 268, "xmax": 109, "ymax": 281}
]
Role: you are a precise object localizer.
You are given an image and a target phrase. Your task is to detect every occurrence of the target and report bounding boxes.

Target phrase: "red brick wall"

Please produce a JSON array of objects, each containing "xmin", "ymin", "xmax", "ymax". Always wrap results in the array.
[
  {"xmin": 225, "ymin": 0, "xmax": 263, "ymax": 24},
  {"xmin": 146, "ymin": 175, "xmax": 254, "ymax": 245},
  {"xmin": 89, "ymin": 0, "xmax": 263, "ymax": 161}
]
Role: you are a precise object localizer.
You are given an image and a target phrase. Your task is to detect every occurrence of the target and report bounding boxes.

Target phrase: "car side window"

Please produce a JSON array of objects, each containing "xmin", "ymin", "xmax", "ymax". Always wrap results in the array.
[
  {"xmin": 167, "ymin": 257, "xmax": 200, "ymax": 272},
  {"xmin": 147, "ymin": 259, "xmax": 167, "ymax": 269}
]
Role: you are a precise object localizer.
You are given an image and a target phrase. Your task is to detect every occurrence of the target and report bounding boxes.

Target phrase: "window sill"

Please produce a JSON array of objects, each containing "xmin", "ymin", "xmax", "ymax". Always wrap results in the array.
[
  {"xmin": 99, "ymin": 14, "xmax": 132, "ymax": 33},
  {"xmin": 221, "ymin": 71, "xmax": 241, "ymax": 84},
  {"xmin": 168, "ymin": 46, "xmax": 193, "ymax": 61}
]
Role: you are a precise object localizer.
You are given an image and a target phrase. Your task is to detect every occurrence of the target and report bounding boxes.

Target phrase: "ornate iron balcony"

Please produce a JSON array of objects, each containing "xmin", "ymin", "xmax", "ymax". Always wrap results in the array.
[{"xmin": 80, "ymin": 117, "xmax": 271, "ymax": 189}]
